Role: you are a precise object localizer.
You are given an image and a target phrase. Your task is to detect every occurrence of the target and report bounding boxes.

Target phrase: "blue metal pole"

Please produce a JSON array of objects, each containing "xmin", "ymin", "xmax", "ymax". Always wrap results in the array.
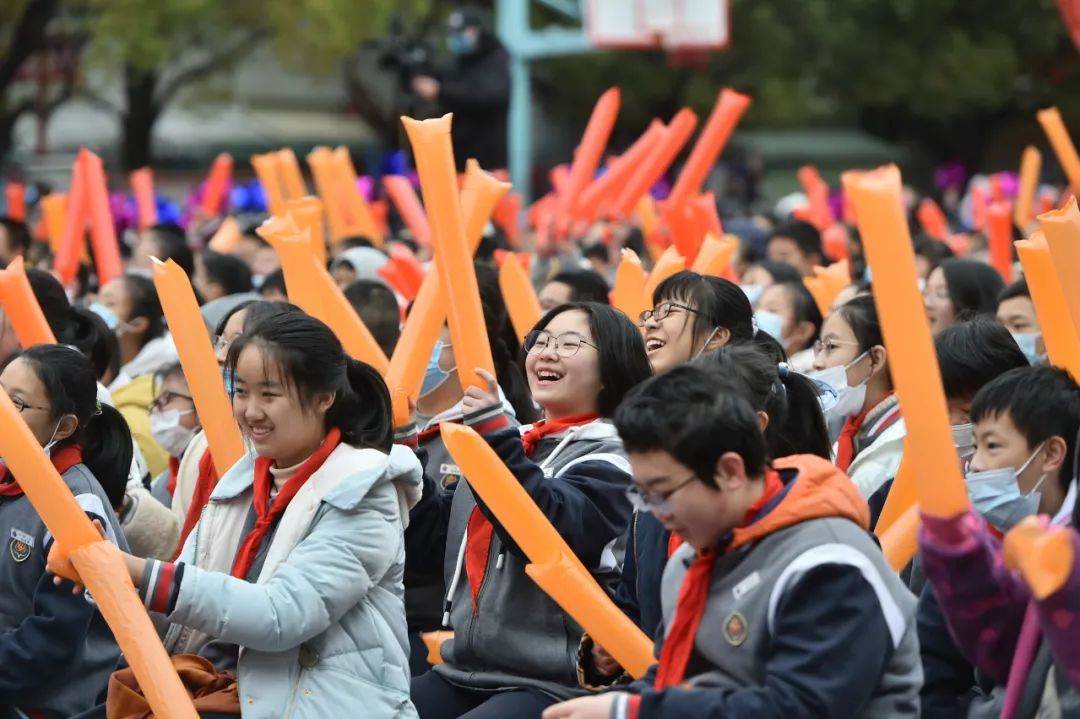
[{"xmin": 508, "ymin": 54, "xmax": 532, "ymax": 202}]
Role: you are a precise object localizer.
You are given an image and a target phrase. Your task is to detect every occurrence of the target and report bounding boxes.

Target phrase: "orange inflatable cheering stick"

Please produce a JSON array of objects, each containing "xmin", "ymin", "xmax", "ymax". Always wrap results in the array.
[
  {"xmin": 277, "ymin": 148, "xmax": 307, "ymax": 201},
  {"xmin": 152, "ymin": 258, "xmax": 245, "ymax": 476},
  {"xmin": 558, "ymin": 87, "xmax": 620, "ymax": 230},
  {"xmin": 643, "ymin": 245, "xmax": 686, "ymax": 299},
  {"xmin": 40, "ymin": 193, "xmax": 67, "ymax": 253},
  {"xmin": 331, "ymin": 147, "xmax": 382, "ymax": 244},
  {"xmin": 285, "ymin": 196, "xmax": 327, "ymax": 267},
  {"xmin": 1037, "ymin": 107, "xmax": 1080, "ymax": 197},
  {"xmin": 385, "ymin": 161, "xmax": 509, "ymax": 416},
  {"xmin": 499, "ymin": 253, "xmax": 542, "ymax": 339},
  {"xmin": 54, "ymin": 153, "xmax": 89, "ymax": 286},
  {"xmin": 306, "ymin": 147, "xmax": 349, "ymax": 243},
  {"xmin": 383, "ymin": 175, "xmax": 433, "ymax": 248},
  {"xmin": 0, "ymin": 389, "xmax": 198, "ymax": 718},
  {"xmin": 1039, "ymin": 198, "xmax": 1080, "ymax": 343},
  {"xmin": 916, "ymin": 198, "xmax": 949, "ymax": 242},
  {"xmin": 200, "ymin": 153, "xmax": 233, "ymax": 217},
  {"xmin": 0, "ymin": 257, "xmax": 56, "ymax": 347},
  {"xmin": 440, "ymin": 423, "xmax": 656, "ymax": 677},
  {"xmin": 844, "ymin": 166, "xmax": 969, "ymax": 521},
  {"xmin": 1004, "ymin": 517, "xmax": 1075, "ymax": 600},
  {"xmin": 612, "ymin": 249, "xmax": 650, "ymax": 322},
  {"xmin": 987, "ymin": 201, "xmax": 1013, "ymax": 282},
  {"xmin": 1015, "ymin": 146, "xmax": 1041, "ymax": 232},
  {"xmin": 207, "ymin": 217, "xmax": 242, "ymax": 254},
  {"xmin": 82, "ymin": 150, "xmax": 124, "ymax": 288},
  {"xmin": 251, "ymin": 152, "xmax": 287, "ymax": 217},
  {"xmin": 575, "ymin": 120, "xmax": 665, "ymax": 223},
  {"xmin": 130, "ymin": 167, "xmax": 157, "ymax": 230},
  {"xmin": 691, "ymin": 234, "xmax": 739, "ymax": 279},
  {"xmin": 4, "ymin": 182, "xmax": 25, "ymax": 221},
  {"xmin": 610, "ymin": 109, "xmax": 699, "ymax": 219},
  {"xmin": 402, "ymin": 114, "xmax": 495, "ymax": 391},
  {"xmin": 666, "ymin": 88, "xmax": 751, "ymax": 209},
  {"xmin": 1015, "ymin": 232, "xmax": 1080, "ymax": 378}
]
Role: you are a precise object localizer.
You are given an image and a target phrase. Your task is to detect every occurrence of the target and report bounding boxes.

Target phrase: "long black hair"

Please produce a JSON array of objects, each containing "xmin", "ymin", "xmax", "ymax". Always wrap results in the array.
[
  {"xmin": 695, "ymin": 342, "xmax": 831, "ymax": 460},
  {"xmin": 773, "ymin": 281, "xmax": 824, "ymax": 353},
  {"xmin": 17, "ymin": 345, "xmax": 132, "ymax": 507},
  {"xmin": 528, "ymin": 302, "xmax": 651, "ymax": 418},
  {"xmin": 226, "ymin": 312, "xmax": 393, "ymax": 452},
  {"xmin": 121, "ymin": 274, "xmax": 165, "ymax": 349},
  {"xmin": 939, "ymin": 258, "xmax": 1006, "ymax": 321},
  {"xmin": 653, "ymin": 271, "xmax": 754, "ymax": 350},
  {"xmin": 27, "ymin": 268, "xmax": 120, "ymax": 381}
]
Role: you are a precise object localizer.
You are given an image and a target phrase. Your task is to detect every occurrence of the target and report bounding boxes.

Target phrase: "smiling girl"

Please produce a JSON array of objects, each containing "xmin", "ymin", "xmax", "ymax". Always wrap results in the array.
[{"xmin": 406, "ymin": 302, "xmax": 651, "ymax": 719}]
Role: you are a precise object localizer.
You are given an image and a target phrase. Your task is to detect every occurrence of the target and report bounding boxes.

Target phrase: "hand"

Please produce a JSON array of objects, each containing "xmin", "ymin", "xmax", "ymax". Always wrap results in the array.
[
  {"xmin": 542, "ymin": 694, "xmax": 618, "ymax": 719},
  {"xmin": 411, "ymin": 76, "xmax": 441, "ymax": 101},
  {"xmin": 461, "ymin": 368, "xmax": 500, "ymax": 414},
  {"xmin": 591, "ymin": 642, "xmax": 623, "ymax": 677},
  {"xmin": 48, "ymin": 519, "xmax": 107, "ymax": 594}
]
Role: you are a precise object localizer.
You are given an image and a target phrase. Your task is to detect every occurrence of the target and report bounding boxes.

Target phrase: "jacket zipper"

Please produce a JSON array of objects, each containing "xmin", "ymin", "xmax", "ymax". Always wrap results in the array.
[
  {"xmin": 631, "ymin": 511, "xmax": 640, "ymax": 608},
  {"xmin": 283, "ymin": 666, "xmax": 307, "ymax": 719},
  {"xmin": 167, "ymin": 502, "xmax": 209, "ymax": 654}
]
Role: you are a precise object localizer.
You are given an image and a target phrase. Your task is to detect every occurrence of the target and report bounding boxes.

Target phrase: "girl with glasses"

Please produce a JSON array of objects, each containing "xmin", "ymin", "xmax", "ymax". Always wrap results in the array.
[
  {"xmin": 0, "ymin": 345, "xmax": 131, "ymax": 717},
  {"xmin": 406, "ymin": 302, "xmax": 651, "ymax": 719}
]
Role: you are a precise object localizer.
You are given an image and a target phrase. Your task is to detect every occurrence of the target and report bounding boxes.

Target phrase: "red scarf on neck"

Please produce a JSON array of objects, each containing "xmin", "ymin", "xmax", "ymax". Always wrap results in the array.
[
  {"xmin": 230, "ymin": 428, "xmax": 341, "ymax": 579},
  {"xmin": 835, "ymin": 392, "xmax": 897, "ymax": 473},
  {"xmin": 464, "ymin": 413, "xmax": 600, "ymax": 614},
  {"xmin": 0, "ymin": 446, "xmax": 84, "ymax": 498},
  {"xmin": 654, "ymin": 469, "xmax": 784, "ymax": 689}
]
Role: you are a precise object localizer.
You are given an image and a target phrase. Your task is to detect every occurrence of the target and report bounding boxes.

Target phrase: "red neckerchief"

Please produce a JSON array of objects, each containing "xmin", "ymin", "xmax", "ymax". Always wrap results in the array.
[
  {"xmin": 655, "ymin": 470, "xmax": 784, "ymax": 689},
  {"xmin": 0, "ymin": 445, "xmax": 84, "ymax": 498},
  {"xmin": 835, "ymin": 391, "xmax": 896, "ymax": 473},
  {"xmin": 174, "ymin": 448, "xmax": 220, "ymax": 559},
  {"xmin": 165, "ymin": 456, "xmax": 181, "ymax": 497},
  {"xmin": 230, "ymin": 428, "xmax": 341, "ymax": 579},
  {"xmin": 464, "ymin": 413, "xmax": 600, "ymax": 615}
]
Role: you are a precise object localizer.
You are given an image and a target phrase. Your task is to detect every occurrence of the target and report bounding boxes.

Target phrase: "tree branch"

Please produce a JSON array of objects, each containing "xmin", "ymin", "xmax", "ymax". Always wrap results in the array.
[
  {"xmin": 154, "ymin": 26, "xmax": 268, "ymax": 105},
  {"xmin": 0, "ymin": 0, "xmax": 59, "ymax": 92}
]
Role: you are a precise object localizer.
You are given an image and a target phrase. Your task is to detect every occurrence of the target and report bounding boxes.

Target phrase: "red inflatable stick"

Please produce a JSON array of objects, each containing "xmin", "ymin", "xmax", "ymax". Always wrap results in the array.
[
  {"xmin": 1015, "ymin": 146, "xmax": 1041, "ymax": 232},
  {"xmin": 82, "ymin": 150, "xmax": 124, "ymax": 287},
  {"xmin": 917, "ymin": 198, "xmax": 949, "ymax": 242},
  {"xmin": 383, "ymin": 175, "xmax": 432, "ymax": 249},
  {"xmin": 576, "ymin": 120, "xmax": 665, "ymax": 223},
  {"xmin": 4, "ymin": 181, "xmax": 26, "ymax": 222},
  {"xmin": 987, "ymin": 201, "xmax": 1014, "ymax": 283},
  {"xmin": 130, "ymin": 168, "xmax": 156, "ymax": 230},
  {"xmin": 200, "ymin": 153, "xmax": 233, "ymax": 216},
  {"xmin": 55, "ymin": 154, "xmax": 89, "ymax": 286},
  {"xmin": 610, "ymin": 109, "xmax": 699, "ymax": 219},
  {"xmin": 796, "ymin": 165, "xmax": 835, "ymax": 231},
  {"xmin": 665, "ymin": 88, "xmax": 751, "ymax": 209},
  {"xmin": 558, "ymin": 87, "xmax": 621, "ymax": 233}
]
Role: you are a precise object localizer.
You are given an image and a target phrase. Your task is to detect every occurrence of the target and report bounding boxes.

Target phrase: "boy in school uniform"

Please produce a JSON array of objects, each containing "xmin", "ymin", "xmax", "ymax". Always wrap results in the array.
[{"xmin": 544, "ymin": 365, "xmax": 921, "ymax": 719}]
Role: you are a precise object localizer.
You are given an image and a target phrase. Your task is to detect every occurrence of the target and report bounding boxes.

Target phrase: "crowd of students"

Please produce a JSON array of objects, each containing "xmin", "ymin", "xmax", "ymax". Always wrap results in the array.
[{"xmin": 0, "ymin": 173, "xmax": 1076, "ymax": 719}]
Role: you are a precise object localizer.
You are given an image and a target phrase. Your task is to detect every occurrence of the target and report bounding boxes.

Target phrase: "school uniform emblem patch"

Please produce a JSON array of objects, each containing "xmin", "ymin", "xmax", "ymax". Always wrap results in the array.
[
  {"xmin": 723, "ymin": 611, "xmax": 748, "ymax": 646},
  {"xmin": 9, "ymin": 529, "xmax": 33, "ymax": 563}
]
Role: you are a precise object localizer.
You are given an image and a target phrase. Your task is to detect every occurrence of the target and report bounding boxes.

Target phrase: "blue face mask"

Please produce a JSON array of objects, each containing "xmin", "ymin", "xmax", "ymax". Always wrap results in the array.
[
  {"xmin": 1011, "ymin": 332, "xmax": 1044, "ymax": 366},
  {"xmin": 447, "ymin": 32, "xmax": 477, "ymax": 55},
  {"xmin": 88, "ymin": 302, "xmax": 120, "ymax": 331},
  {"xmin": 222, "ymin": 368, "xmax": 235, "ymax": 397},
  {"xmin": 754, "ymin": 310, "xmax": 785, "ymax": 346},
  {"xmin": 966, "ymin": 443, "xmax": 1047, "ymax": 531},
  {"xmin": 420, "ymin": 341, "xmax": 454, "ymax": 397},
  {"xmin": 740, "ymin": 284, "xmax": 764, "ymax": 307}
]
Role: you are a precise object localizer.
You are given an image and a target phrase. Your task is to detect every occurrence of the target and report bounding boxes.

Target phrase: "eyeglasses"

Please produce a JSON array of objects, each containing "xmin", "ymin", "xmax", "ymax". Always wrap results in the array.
[
  {"xmin": 150, "ymin": 390, "xmax": 195, "ymax": 412},
  {"xmin": 8, "ymin": 395, "xmax": 48, "ymax": 414},
  {"xmin": 212, "ymin": 333, "xmax": 242, "ymax": 353},
  {"xmin": 813, "ymin": 338, "xmax": 861, "ymax": 357},
  {"xmin": 524, "ymin": 330, "xmax": 598, "ymax": 358},
  {"xmin": 626, "ymin": 473, "xmax": 698, "ymax": 515},
  {"xmin": 638, "ymin": 302, "xmax": 700, "ymax": 327}
]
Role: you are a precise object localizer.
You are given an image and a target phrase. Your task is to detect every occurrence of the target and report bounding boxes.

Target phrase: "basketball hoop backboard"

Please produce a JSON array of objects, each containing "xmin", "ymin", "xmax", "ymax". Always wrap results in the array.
[{"xmin": 585, "ymin": 0, "xmax": 730, "ymax": 52}]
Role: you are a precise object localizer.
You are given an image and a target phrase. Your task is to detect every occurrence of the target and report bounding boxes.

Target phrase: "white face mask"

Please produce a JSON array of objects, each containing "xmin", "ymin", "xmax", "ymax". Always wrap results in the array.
[
  {"xmin": 808, "ymin": 351, "xmax": 871, "ymax": 424},
  {"xmin": 952, "ymin": 422, "xmax": 976, "ymax": 463},
  {"xmin": 150, "ymin": 409, "xmax": 196, "ymax": 457},
  {"xmin": 966, "ymin": 443, "xmax": 1047, "ymax": 531}
]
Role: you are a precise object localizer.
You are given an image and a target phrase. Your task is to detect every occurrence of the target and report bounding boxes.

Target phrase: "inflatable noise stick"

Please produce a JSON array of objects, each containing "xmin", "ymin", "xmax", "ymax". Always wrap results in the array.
[
  {"xmin": 1014, "ymin": 146, "xmax": 1041, "ymax": 232},
  {"xmin": 0, "ymin": 257, "xmax": 56, "ymax": 347},
  {"xmin": 152, "ymin": 258, "xmax": 245, "ymax": 475},
  {"xmin": 612, "ymin": 249, "xmax": 650, "ymax": 323},
  {"xmin": 557, "ymin": 87, "xmax": 621, "ymax": 232},
  {"xmin": 1037, "ymin": 197, "xmax": 1080, "ymax": 343},
  {"xmin": 200, "ymin": 153, "xmax": 233, "ymax": 216},
  {"xmin": 1015, "ymin": 232, "xmax": 1080, "ymax": 378},
  {"xmin": 130, "ymin": 168, "xmax": 157, "ymax": 230},
  {"xmin": 1037, "ymin": 107, "xmax": 1080, "ymax": 198},
  {"xmin": 643, "ymin": 245, "xmax": 686, "ymax": 299},
  {"xmin": 0, "ymin": 388, "xmax": 197, "ymax": 717},
  {"xmin": 440, "ymin": 423, "xmax": 656, "ymax": 678},
  {"xmin": 843, "ymin": 166, "xmax": 969, "ymax": 519},
  {"xmin": 666, "ymin": 88, "xmax": 751, "ymax": 209},
  {"xmin": 499, "ymin": 252, "xmax": 542, "ymax": 339},
  {"xmin": 878, "ymin": 503, "xmax": 920, "ymax": 572}
]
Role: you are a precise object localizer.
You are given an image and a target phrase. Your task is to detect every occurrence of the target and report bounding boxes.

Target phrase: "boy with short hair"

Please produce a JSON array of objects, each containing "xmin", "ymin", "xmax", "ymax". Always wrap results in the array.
[
  {"xmin": 920, "ymin": 366, "xmax": 1080, "ymax": 715},
  {"xmin": 543, "ymin": 365, "xmax": 920, "ymax": 719},
  {"xmin": 996, "ymin": 279, "xmax": 1044, "ymax": 365}
]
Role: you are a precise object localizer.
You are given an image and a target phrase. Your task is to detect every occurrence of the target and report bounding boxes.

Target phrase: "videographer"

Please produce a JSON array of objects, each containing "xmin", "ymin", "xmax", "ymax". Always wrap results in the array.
[{"xmin": 411, "ymin": 8, "xmax": 510, "ymax": 171}]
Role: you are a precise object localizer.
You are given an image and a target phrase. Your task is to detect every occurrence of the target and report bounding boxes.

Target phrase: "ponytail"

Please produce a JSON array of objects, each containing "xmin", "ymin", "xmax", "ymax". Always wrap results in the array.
[
  {"xmin": 81, "ymin": 404, "xmax": 133, "ymax": 508},
  {"xmin": 774, "ymin": 370, "xmax": 831, "ymax": 460},
  {"xmin": 68, "ymin": 305, "xmax": 121, "ymax": 382},
  {"xmin": 329, "ymin": 358, "xmax": 393, "ymax": 452}
]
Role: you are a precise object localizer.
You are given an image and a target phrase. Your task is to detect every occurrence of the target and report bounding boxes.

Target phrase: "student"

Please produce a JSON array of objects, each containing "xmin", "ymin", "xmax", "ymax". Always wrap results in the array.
[
  {"xmin": 539, "ymin": 270, "xmax": 611, "ymax": 311},
  {"xmin": 258, "ymin": 268, "xmax": 288, "ymax": 302},
  {"xmin": 755, "ymin": 280, "xmax": 822, "ymax": 372},
  {"xmin": 924, "ymin": 258, "xmax": 1005, "ymax": 335},
  {"xmin": 544, "ymin": 365, "xmax": 920, "ymax": 719},
  {"xmin": 739, "ymin": 259, "xmax": 803, "ymax": 307},
  {"xmin": 919, "ymin": 366, "xmax": 1080, "ymax": 716},
  {"xmin": 345, "ymin": 279, "xmax": 404, "ymax": 358},
  {"xmin": 580, "ymin": 342, "xmax": 833, "ymax": 684},
  {"xmin": 57, "ymin": 312, "xmax": 424, "ymax": 716},
  {"xmin": 640, "ymin": 271, "xmax": 754, "ymax": 375},
  {"xmin": 809, "ymin": 295, "xmax": 901, "ymax": 508},
  {"xmin": 129, "ymin": 223, "xmax": 195, "ymax": 277},
  {"xmin": 331, "ymin": 246, "xmax": 390, "ymax": 288},
  {"xmin": 913, "ymin": 234, "xmax": 954, "ymax": 283},
  {"xmin": 917, "ymin": 318, "xmax": 1031, "ymax": 718},
  {"xmin": 996, "ymin": 279, "xmax": 1045, "ymax": 365},
  {"xmin": 0, "ymin": 345, "xmax": 130, "ymax": 718},
  {"xmin": 407, "ymin": 302, "xmax": 651, "ymax": 718},
  {"xmin": 98, "ymin": 273, "xmax": 176, "ymax": 477},
  {"xmin": 0, "ymin": 216, "xmax": 31, "ymax": 266},
  {"xmin": 194, "ymin": 250, "xmax": 254, "ymax": 302},
  {"xmin": 765, "ymin": 219, "xmax": 824, "ymax": 276},
  {"xmin": 172, "ymin": 300, "xmax": 300, "ymax": 543},
  {"xmin": 232, "ymin": 225, "xmax": 281, "ymax": 284}
]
